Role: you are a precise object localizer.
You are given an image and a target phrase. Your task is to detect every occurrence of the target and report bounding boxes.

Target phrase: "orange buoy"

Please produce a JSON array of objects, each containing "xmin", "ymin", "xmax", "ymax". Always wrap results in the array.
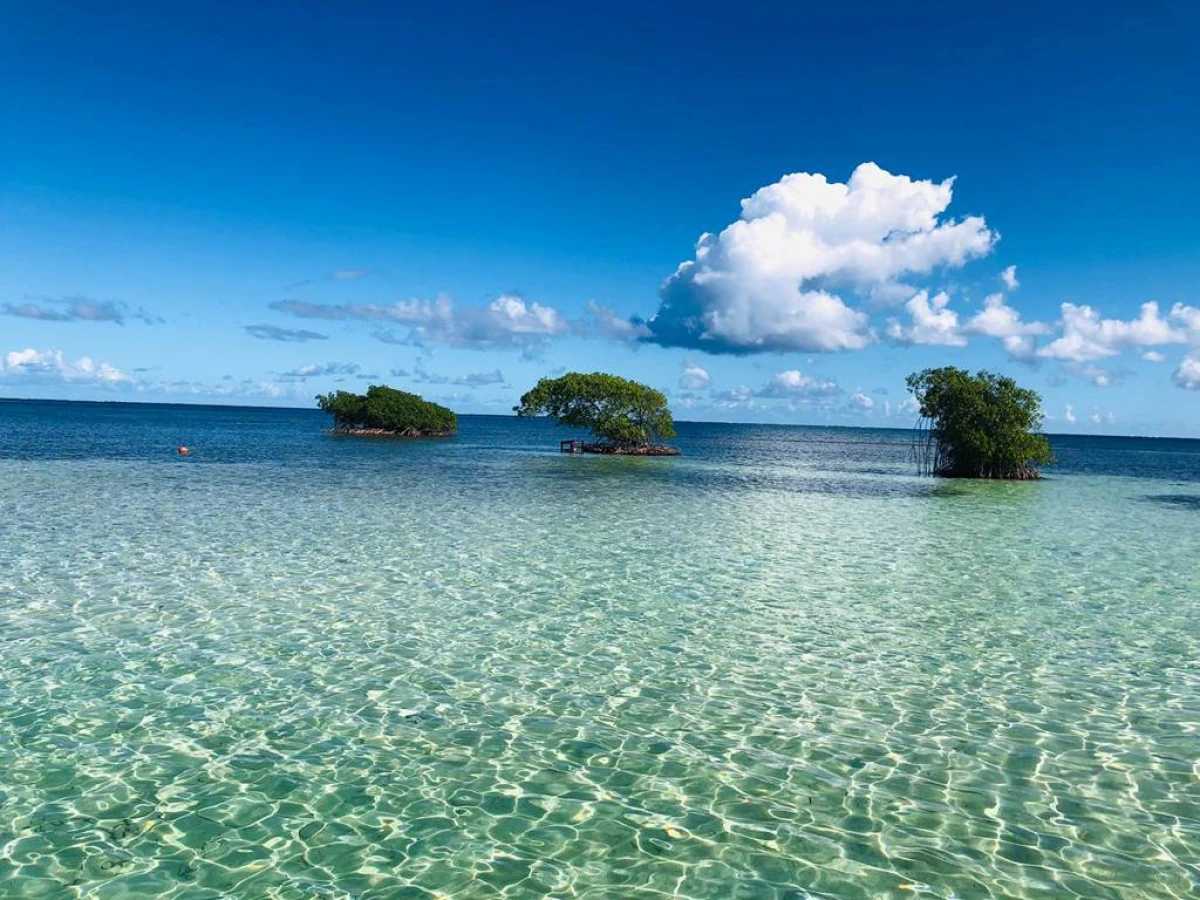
[{"xmin": 177, "ymin": 445, "xmax": 190, "ymax": 456}]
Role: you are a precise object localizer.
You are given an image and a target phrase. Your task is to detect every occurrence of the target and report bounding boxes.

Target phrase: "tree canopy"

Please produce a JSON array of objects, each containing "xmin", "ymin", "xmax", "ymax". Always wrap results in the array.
[
  {"xmin": 906, "ymin": 367, "xmax": 1052, "ymax": 479},
  {"xmin": 514, "ymin": 372, "xmax": 676, "ymax": 450},
  {"xmin": 316, "ymin": 385, "xmax": 457, "ymax": 436}
]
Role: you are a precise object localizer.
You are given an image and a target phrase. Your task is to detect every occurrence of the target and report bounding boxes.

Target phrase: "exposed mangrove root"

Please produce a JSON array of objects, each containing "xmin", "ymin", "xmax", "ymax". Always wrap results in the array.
[
  {"xmin": 910, "ymin": 416, "xmax": 1042, "ymax": 479},
  {"xmin": 327, "ymin": 427, "xmax": 455, "ymax": 438},
  {"xmin": 578, "ymin": 442, "xmax": 680, "ymax": 456}
]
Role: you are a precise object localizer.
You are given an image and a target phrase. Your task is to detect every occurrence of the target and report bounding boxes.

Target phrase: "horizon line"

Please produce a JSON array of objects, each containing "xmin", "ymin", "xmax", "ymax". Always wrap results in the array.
[{"xmin": 0, "ymin": 395, "xmax": 1189, "ymax": 441}]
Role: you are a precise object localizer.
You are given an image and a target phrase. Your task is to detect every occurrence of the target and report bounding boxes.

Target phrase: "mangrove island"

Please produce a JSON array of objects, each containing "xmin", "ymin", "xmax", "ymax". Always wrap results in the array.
[
  {"xmin": 515, "ymin": 371, "xmax": 680, "ymax": 455},
  {"xmin": 907, "ymin": 366, "xmax": 1053, "ymax": 479},
  {"xmin": 317, "ymin": 385, "xmax": 457, "ymax": 437}
]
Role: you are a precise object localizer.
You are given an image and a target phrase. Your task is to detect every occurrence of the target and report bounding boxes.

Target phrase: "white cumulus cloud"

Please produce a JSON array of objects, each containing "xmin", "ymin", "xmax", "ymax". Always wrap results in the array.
[
  {"xmin": 887, "ymin": 290, "xmax": 967, "ymax": 346},
  {"xmin": 1064, "ymin": 404, "xmax": 1077, "ymax": 425},
  {"xmin": 1000, "ymin": 265, "xmax": 1019, "ymax": 290},
  {"xmin": 646, "ymin": 162, "xmax": 996, "ymax": 354},
  {"xmin": 758, "ymin": 369, "xmax": 839, "ymax": 398},
  {"xmin": 1174, "ymin": 354, "xmax": 1200, "ymax": 390},
  {"xmin": 678, "ymin": 361, "xmax": 711, "ymax": 391},
  {"xmin": 583, "ymin": 301, "xmax": 652, "ymax": 341},
  {"xmin": 279, "ymin": 362, "xmax": 360, "ymax": 379},
  {"xmin": 1170, "ymin": 303, "xmax": 1200, "ymax": 343},
  {"xmin": 849, "ymin": 391, "xmax": 874, "ymax": 410},
  {"xmin": 272, "ymin": 292, "xmax": 569, "ymax": 352},
  {"xmin": 964, "ymin": 293, "xmax": 1050, "ymax": 361},
  {"xmin": 1038, "ymin": 302, "xmax": 1185, "ymax": 362},
  {"xmin": 1, "ymin": 348, "xmax": 133, "ymax": 384}
]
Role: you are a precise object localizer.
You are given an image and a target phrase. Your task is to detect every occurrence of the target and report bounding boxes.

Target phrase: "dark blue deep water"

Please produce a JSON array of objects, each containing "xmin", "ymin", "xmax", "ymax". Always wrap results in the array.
[{"xmin": 2, "ymin": 399, "xmax": 1197, "ymax": 483}]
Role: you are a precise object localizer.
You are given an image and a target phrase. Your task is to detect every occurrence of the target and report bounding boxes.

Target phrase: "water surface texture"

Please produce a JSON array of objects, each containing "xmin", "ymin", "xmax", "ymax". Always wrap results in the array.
[{"xmin": 1, "ymin": 401, "xmax": 1198, "ymax": 899}]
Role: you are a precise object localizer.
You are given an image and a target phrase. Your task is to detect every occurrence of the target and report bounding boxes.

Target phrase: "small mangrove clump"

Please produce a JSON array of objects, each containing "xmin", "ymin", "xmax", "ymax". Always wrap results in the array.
[
  {"xmin": 316, "ymin": 385, "xmax": 457, "ymax": 437},
  {"xmin": 906, "ymin": 366, "xmax": 1053, "ymax": 479},
  {"xmin": 515, "ymin": 372, "xmax": 679, "ymax": 455}
]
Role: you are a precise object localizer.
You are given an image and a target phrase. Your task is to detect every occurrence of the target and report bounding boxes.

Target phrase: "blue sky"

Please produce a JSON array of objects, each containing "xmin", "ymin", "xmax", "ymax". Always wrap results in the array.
[{"xmin": 2, "ymin": 2, "xmax": 1199, "ymax": 435}]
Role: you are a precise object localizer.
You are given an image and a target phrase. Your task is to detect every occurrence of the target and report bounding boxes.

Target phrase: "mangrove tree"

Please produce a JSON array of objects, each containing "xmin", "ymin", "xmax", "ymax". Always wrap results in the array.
[
  {"xmin": 515, "ymin": 372, "xmax": 678, "ymax": 455},
  {"xmin": 906, "ymin": 367, "xmax": 1052, "ymax": 479}
]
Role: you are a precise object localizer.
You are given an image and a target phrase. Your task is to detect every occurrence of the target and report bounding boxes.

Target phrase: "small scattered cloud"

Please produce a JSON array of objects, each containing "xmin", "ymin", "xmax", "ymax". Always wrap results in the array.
[
  {"xmin": 711, "ymin": 385, "xmax": 754, "ymax": 406},
  {"xmin": 1171, "ymin": 303, "xmax": 1200, "ymax": 342},
  {"xmin": 582, "ymin": 301, "xmax": 652, "ymax": 342},
  {"xmin": 285, "ymin": 268, "xmax": 370, "ymax": 290},
  {"xmin": 643, "ymin": 162, "xmax": 995, "ymax": 355},
  {"xmin": 274, "ymin": 292, "xmax": 569, "ymax": 353},
  {"xmin": 391, "ymin": 364, "xmax": 506, "ymax": 387},
  {"xmin": 679, "ymin": 361, "xmax": 711, "ymax": 391},
  {"xmin": 1000, "ymin": 265, "xmax": 1019, "ymax": 291},
  {"xmin": 886, "ymin": 291, "xmax": 967, "ymax": 347},
  {"xmin": 849, "ymin": 391, "xmax": 874, "ymax": 411},
  {"xmin": 1, "ymin": 347, "xmax": 134, "ymax": 384},
  {"xmin": 3, "ymin": 296, "xmax": 161, "ymax": 326},
  {"xmin": 1065, "ymin": 404, "xmax": 1077, "ymax": 425},
  {"xmin": 245, "ymin": 324, "xmax": 329, "ymax": 342},
  {"xmin": 1078, "ymin": 363, "xmax": 1123, "ymax": 388},
  {"xmin": 164, "ymin": 377, "xmax": 292, "ymax": 400},
  {"xmin": 279, "ymin": 362, "xmax": 360, "ymax": 379},
  {"xmin": 1173, "ymin": 354, "xmax": 1200, "ymax": 390},
  {"xmin": 452, "ymin": 369, "xmax": 506, "ymax": 387},
  {"xmin": 373, "ymin": 330, "xmax": 407, "ymax": 345},
  {"xmin": 757, "ymin": 369, "xmax": 839, "ymax": 398},
  {"xmin": 964, "ymin": 293, "xmax": 1050, "ymax": 361},
  {"xmin": 1143, "ymin": 350, "xmax": 1165, "ymax": 362}
]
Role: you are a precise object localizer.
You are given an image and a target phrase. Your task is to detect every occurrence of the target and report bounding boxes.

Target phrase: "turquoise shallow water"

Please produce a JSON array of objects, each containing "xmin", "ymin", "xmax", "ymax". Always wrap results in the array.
[{"xmin": 1, "ymin": 401, "xmax": 1198, "ymax": 899}]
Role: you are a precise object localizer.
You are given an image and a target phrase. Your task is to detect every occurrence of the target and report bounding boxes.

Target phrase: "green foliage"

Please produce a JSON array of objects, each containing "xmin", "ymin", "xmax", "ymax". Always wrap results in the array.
[
  {"xmin": 514, "ymin": 372, "xmax": 676, "ymax": 448},
  {"xmin": 906, "ymin": 367, "xmax": 1053, "ymax": 479},
  {"xmin": 316, "ymin": 385, "xmax": 457, "ymax": 435}
]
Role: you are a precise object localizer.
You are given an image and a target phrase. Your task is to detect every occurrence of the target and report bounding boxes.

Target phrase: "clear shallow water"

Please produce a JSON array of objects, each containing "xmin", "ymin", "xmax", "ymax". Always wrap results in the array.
[{"xmin": 1, "ymin": 400, "xmax": 1198, "ymax": 899}]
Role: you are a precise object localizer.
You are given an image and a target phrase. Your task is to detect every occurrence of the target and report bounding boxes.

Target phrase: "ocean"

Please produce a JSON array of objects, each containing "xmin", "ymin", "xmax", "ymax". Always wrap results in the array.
[{"xmin": 1, "ymin": 399, "xmax": 1198, "ymax": 898}]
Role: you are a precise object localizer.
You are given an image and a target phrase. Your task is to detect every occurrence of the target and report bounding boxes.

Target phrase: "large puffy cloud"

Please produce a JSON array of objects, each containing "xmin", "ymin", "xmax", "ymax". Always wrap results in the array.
[
  {"xmin": 272, "ymin": 292, "xmax": 569, "ymax": 352},
  {"xmin": 1038, "ymin": 302, "xmax": 1185, "ymax": 362},
  {"xmin": 1174, "ymin": 354, "xmax": 1200, "ymax": 390},
  {"xmin": 1, "ymin": 348, "xmax": 133, "ymax": 384},
  {"xmin": 645, "ymin": 162, "xmax": 996, "ymax": 354}
]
